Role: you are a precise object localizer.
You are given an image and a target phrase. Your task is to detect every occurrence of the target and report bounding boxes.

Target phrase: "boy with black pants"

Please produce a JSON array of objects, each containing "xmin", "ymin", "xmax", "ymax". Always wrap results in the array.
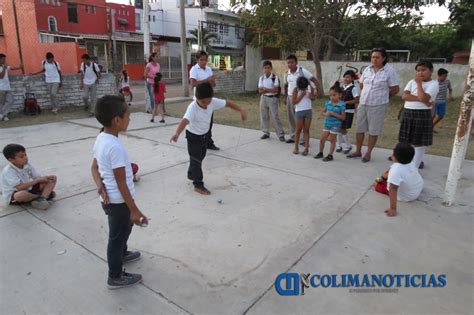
[
  {"xmin": 91, "ymin": 95, "xmax": 148, "ymax": 289},
  {"xmin": 171, "ymin": 82, "xmax": 247, "ymax": 195}
]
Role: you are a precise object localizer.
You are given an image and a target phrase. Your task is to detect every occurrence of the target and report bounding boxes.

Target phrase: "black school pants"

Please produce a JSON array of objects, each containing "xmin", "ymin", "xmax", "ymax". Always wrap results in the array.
[
  {"xmin": 186, "ymin": 130, "xmax": 207, "ymax": 188},
  {"xmin": 206, "ymin": 114, "xmax": 215, "ymax": 147},
  {"xmin": 102, "ymin": 202, "xmax": 133, "ymax": 278}
]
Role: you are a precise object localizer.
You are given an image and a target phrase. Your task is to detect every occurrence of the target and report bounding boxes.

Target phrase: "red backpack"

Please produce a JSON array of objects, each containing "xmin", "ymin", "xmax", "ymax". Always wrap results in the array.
[{"xmin": 23, "ymin": 93, "xmax": 41, "ymax": 115}]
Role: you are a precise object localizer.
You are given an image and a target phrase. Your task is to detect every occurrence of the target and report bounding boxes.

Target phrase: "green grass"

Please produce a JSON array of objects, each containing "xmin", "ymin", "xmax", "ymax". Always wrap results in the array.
[{"xmin": 2, "ymin": 93, "xmax": 472, "ymax": 160}]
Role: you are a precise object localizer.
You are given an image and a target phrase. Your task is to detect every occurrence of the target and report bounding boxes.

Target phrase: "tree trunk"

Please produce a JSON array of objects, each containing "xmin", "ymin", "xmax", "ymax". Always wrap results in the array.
[
  {"xmin": 311, "ymin": 34, "xmax": 324, "ymax": 96},
  {"xmin": 324, "ymin": 39, "xmax": 335, "ymax": 61}
]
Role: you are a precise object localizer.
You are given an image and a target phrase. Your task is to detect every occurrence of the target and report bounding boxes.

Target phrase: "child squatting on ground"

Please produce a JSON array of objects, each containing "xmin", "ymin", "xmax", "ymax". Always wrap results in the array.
[
  {"xmin": 314, "ymin": 82, "xmax": 346, "ymax": 162},
  {"xmin": 374, "ymin": 142, "xmax": 424, "ymax": 217},
  {"xmin": 292, "ymin": 76, "xmax": 315, "ymax": 156},
  {"xmin": 170, "ymin": 82, "xmax": 247, "ymax": 195},
  {"xmin": 2, "ymin": 144, "xmax": 57, "ymax": 210},
  {"xmin": 91, "ymin": 95, "xmax": 148, "ymax": 289}
]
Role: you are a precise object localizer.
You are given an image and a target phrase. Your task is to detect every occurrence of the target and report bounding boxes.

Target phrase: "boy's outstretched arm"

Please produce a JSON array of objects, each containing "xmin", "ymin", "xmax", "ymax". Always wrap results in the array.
[
  {"xmin": 113, "ymin": 167, "xmax": 146, "ymax": 225},
  {"xmin": 225, "ymin": 100, "xmax": 247, "ymax": 121},
  {"xmin": 170, "ymin": 118, "xmax": 190, "ymax": 142},
  {"xmin": 385, "ymin": 184, "xmax": 398, "ymax": 217},
  {"xmin": 91, "ymin": 158, "xmax": 108, "ymax": 204}
]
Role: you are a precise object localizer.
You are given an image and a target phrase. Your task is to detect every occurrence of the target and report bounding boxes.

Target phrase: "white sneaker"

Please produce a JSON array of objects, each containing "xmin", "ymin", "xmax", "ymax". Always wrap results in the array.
[{"xmin": 3, "ymin": 116, "xmax": 9, "ymax": 121}]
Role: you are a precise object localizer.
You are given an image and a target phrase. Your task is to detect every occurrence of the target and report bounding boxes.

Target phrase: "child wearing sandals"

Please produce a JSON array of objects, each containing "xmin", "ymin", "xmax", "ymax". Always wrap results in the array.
[
  {"xmin": 314, "ymin": 82, "xmax": 346, "ymax": 162},
  {"xmin": 373, "ymin": 142, "xmax": 423, "ymax": 217},
  {"xmin": 292, "ymin": 76, "xmax": 315, "ymax": 156}
]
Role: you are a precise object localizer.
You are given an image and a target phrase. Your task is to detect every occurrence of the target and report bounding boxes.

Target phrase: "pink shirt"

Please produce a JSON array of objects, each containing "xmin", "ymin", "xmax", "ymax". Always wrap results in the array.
[{"xmin": 146, "ymin": 62, "xmax": 161, "ymax": 83}]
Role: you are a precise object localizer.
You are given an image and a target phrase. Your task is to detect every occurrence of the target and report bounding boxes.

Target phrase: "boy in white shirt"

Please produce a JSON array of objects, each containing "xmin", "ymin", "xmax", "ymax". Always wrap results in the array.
[
  {"xmin": 258, "ymin": 60, "xmax": 285, "ymax": 141},
  {"xmin": 91, "ymin": 95, "xmax": 148, "ymax": 289},
  {"xmin": 80, "ymin": 54, "xmax": 101, "ymax": 117},
  {"xmin": 33, "ymin": 52, "xmax": 63, "ymax": 114},
  {"xmin": 2, "ymin": 143, "xmax": 57, "ymax": 210},
  {"xmin": 0, "ymin": 54, "xmax": 23, "ymax": 121},
  {"xmin": 170, "ymin": 82, "xmax": 247, "ymax": 195},
  {"xmin": 373, "ymin": 142, "xmax": 424, "ymax": 217}
]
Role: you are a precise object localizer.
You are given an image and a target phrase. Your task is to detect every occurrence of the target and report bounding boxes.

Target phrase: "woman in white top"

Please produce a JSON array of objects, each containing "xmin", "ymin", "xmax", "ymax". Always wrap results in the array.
[
  {"xmin": 292, "ymin": 76, "xmax": 315, "ymax": 156},
  {"xmin": 399, "ymin": 61, "xmax": 439, "ymax": 169}
]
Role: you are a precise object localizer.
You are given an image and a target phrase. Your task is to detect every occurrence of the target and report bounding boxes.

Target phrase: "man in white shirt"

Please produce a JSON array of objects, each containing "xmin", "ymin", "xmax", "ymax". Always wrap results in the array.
[
  {"xmin": 0, "ymin": 54, "xmax": 22, "ymax": 121},
  {"xmin": 284, "ymin": 54, "xmax": 321, "ymax": 144},
  {"xmin": 189, "ymin": 51, "xmax": 220, "ymax": 150},
  {"xmin": 33, "ymin": 52, "xmax": 63, "ymax": 114},
  {"xmin": 80, "ymin": 54, "xmax": 101, "ymax": 117}
]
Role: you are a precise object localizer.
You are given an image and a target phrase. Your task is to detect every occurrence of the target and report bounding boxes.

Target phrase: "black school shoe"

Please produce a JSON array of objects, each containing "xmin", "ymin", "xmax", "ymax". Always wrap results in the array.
[
  {"xmin": 261, "ymin": 134, "xmax": 270, "ymax": 140},
  {"xmin": 107, "ymin": 270, "xmax": 142, "ymax": 289},
  {"xmin": 285, "ymin": 138, "xmax": 295, "ymax": 144},
  {"xmin": 194, "ymin": 186, "xmax": 211, "ymax": 195},
  {"xmin": 123, "ymin": 251, "xmax": 141, "ymax": 263},
  {"xmin": 207, "ymin": 144, "xmax": 220, "ymax": 151}
]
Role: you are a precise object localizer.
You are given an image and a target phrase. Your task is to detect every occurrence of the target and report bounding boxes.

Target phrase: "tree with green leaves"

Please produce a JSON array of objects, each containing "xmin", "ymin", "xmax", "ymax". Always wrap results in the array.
[
  {"xmin": 232, "ymin": 0, "xmax": 431, "ymax": 91},
  {"xmin": 187, "ymin": 28, "xmax": 219, "ymax": 51}
]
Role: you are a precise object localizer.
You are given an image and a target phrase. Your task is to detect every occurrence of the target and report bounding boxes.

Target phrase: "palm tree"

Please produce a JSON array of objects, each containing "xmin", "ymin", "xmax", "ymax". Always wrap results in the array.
[{"xmin": 188, "ymin": 28, "xmax": 219, "ymax": 50}]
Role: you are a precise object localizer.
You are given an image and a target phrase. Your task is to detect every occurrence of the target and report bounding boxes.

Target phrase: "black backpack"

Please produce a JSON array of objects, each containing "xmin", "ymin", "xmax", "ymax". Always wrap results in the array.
[
  {"xmin": 23, "ymin": 93, "xmax": 41, "ymax": 116},
  {"xmin": 83, "ymin": 62, "xmax": 99, "ymax": 77},
  {"xmin": 42, "ymin": 60, "xmax": 60, "ymax": 73}
]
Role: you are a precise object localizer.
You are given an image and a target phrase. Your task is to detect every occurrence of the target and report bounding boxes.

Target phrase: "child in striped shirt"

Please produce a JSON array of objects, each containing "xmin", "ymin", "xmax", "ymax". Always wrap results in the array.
[{"xmin": 432, "ymin": 68, "xmax": 452, "ymax": 132}]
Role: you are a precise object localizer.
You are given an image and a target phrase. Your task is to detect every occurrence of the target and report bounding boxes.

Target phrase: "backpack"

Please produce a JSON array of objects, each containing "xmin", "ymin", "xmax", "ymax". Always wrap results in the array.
[
  {"xmin": 83, "ymin": 62, "xmax": 99, "ymax": 77},
  {"xmin": 23, "ymin": 93, "xmax": 41, "ymax": 116}
]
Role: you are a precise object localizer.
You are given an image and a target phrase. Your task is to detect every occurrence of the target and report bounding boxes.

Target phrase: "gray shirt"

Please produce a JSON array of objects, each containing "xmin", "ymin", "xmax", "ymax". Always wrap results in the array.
[{"xmin": 2, "ymin": 163, "xmax": 40, "ymax": 204}]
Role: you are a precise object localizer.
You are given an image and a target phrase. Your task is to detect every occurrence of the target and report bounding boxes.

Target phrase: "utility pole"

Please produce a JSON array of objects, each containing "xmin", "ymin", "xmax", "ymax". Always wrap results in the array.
[
  {"xmin": 12, "ymin": 0, "xmax": 24, "ymax": 74},
  {"xmin": 179, "ymin": 0, "xmax": 189, "ymax": 97},
  {"xmin": 443, "ymin": 39, "xmax": 473, "ymax": 206},
  {"xmin": 143, "ymin": 0, "xmax": 150, "ymax": 62},
  {"xmin": 111, "ymin": 8, "xmax": 118, "ymax": 73}
]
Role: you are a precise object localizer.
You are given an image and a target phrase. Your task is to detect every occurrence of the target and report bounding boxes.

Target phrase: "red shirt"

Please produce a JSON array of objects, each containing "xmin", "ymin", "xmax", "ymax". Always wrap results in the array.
[{"xmin": 153, "ymin": 81, "xmax": 166, "ymax": 102}]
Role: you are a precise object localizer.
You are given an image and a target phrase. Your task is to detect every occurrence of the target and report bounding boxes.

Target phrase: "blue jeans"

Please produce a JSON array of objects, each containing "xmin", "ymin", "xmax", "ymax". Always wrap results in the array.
[{"xmin": 146, "ymin": 81, "xmax": 155, "ymax": 110}]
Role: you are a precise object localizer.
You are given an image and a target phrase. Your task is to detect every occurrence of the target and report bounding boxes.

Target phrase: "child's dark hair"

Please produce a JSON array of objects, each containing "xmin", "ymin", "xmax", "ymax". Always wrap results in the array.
[
  {"xmin": 3, "ymin": 144, "xmax": 26, "ymax": 160},
  {"xmin": 262, "ymin": 60, "xmax": 272, "ymax": 68},
  {"xmin": 296, "ymin": 76, "xmax": 309, "ymax": 90},
  {"xmin": 0, "ymin": 53, "xmax": 6, "ymax": 59},
  {"xmin": 343, "ymin": 70, "xmax": 356, "ymax": 82},
  {"xmin": 286, "ymin": 54, "xmax": 297, "ymax": 62},
  {"xmin": 148, "ymin": 52, "xmax": 158, "ymax": 63},
  {"xmin": 415, "ymin": 60, "xmax": 434, "ymax": 71},
  {"xmin": 438, "ymin": 68, "xmax": 448, "ymax": 76},
  {"xmin": 122, "ymin": 69, "xmax": 128, "ymax": 82},
  {"xmin": 95, "ymin": 95, "xmax": 127, "ymax": 127},
  {"xmin": 196, "ymin": 50, "xmax": 208, "ymax": 60},
  {"xmin": 195, "ymin": 82, "xmax": 214, "ymax": 100},
  {"xmin": 330, "ymin": 81, "xmax": 343, "ymax": 94},
  {"xmin": 371, "ymin": 48, "xmax": 388, "ymax": 65},
  {"xmin": 393, "ymin": 142, "xmax": 415, "ymax": 164},
  {"xmin": 46, "ymin": 52, "xmax": 54, "ymax": 59},
  {"xmin": 81, "ymin": 54, "xmax": 90, "ymax": 60},
  {"xmin": 154, "ymin": 72, "xmax": 162, "ymax": 93}
]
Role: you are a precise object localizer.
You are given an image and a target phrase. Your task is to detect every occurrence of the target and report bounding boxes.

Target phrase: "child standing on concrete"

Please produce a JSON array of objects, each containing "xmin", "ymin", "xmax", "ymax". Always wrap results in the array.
[
  {"xmin": 80, "ymin": 54, "xmax": 101, "ymax": 117},
  {"xmin": 91, "ymin": 95, "xmax": 148, "ymax": 289},
  {"xmin": 0, "ymin": 54, "xmax": 22, "ymax": 121},
  {"xmin": 119, "ymin": 69, "xmax": 132, "ymax": 106},
  {"xmin": 151, "ymin": 72, "xmax": 166, "ymax": 123},
  {"xmin": 170, "ymin": 82, "xmax": 247, "ymax": 195},
  {"xmin": 336, "ymin": 70, "xmax": 359, "ymax": 154},
  {"xmin": 373, "ymin": 142, "xmax": 424, "ymax": 217},
  {"xmin": 292, "ymin": 76, "xmax": 315, "ymax": 156},
  {"xmin": 432, "ymin": 68, "xmax": 453, "ymax": 132},
  {"xmin": 258, "ymin": 60, "xmax": 285, "ymax": 142},
  {"xmin": 314, "ymin": 82, "xmax": 346, "ymax": 162},
  {"xmin": 2, "ymin": 144, "xmax": 57, "ymax": 210}
]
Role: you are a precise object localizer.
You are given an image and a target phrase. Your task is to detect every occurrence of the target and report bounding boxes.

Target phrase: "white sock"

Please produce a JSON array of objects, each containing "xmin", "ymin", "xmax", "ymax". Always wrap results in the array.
[
  {"xmin": 337, "ymin": 134, "xmax": 342, "ymax": 148},
  {"xmin": 342, "ymin": 134, "xmax": 351, "ymax": 149},
  {"xmin": 413, "ymin": 146, "xmax": 426, "ymax": 168}
]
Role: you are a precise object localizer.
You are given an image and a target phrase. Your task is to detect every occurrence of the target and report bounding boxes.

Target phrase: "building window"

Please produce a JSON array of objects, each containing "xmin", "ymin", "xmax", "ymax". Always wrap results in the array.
[
  {"xmin": 85, "ymin": 5, "xmax": 96, "ymax": 14},
  {"xmin": 135, "ymin": 13, "xmax": 141, "ymax": 30},
  {"xmin": 148, "ymin": 15, "xmax": 151, "ymax": 22},
  {"xmin": 68, "ymin": 3, "xmax": 78, "ymax": 23},
  {"xmin": 219, "ymin": 23, "xmax": 229, "ymax": 36},
  {"xmin": 152, "ymin": 15, "xmax": 155, "ymax": 22},
  {"xmin": 208, "ymin": 21, "xmax": 217, "ymax": 33},
  {"xmin": 235, "ymin": 26, "xmax": 242, "ymax": 39},
  {"xmin": 48, "ymin": 16, "xmax": 58, "ymax": 32}
]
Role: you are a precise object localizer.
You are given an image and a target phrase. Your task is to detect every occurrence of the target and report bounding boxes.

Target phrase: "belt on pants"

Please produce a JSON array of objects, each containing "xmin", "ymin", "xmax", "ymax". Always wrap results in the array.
[{"xmin": 263, "ymin": 94, "xmax": 279, "ymax": 98}]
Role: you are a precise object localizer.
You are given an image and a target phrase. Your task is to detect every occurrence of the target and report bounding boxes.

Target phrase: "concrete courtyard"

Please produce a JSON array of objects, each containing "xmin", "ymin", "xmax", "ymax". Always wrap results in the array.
[{"xmin": 0, "ymin": 113, "xmax": 473, "ymax": 315}]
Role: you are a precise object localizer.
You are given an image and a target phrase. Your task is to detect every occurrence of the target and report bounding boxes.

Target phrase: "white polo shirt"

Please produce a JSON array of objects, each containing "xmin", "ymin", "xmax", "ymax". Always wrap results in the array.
[
  {"xmin": 285, "ymin": 66, "xmax": 313, "ymax": 96},
  {"xmin": 258, "ymin": 73, "xmax": 280, "ymax": 96},
  {"xmin": 81, "ymin": 62, "xmax": 100, "ymax": 85},
  {"xmin": 43, "ymin": 60, "xmax": 61, "ymax": 83},
  {"xmin": 403, "ymin": 79, "xmax": 439, "ymax": 110},
  {"xmin": 93, "ymin": 132, "xmax": 135, "ymax": 204},
  {"xmin": 2, "ymin": 163, "xmax": 40, "ymax": 204},
  {"xmin": 294, "ymin": 86, "xmax": 312, "ymax": 112},
  {"xmin": 189, "ymin": 64, "xmax": 213, "ymax": 98},
  {"xmin": 184, "ymin": 97, "xmax": 226, "ymax": 135},
  {"xmin": 388, "ymin": 162, "xmax": 424, "ymax": 202},
  {"xmin": 0, "ymin": 65, "xmax": 11, "ymax": 91}
]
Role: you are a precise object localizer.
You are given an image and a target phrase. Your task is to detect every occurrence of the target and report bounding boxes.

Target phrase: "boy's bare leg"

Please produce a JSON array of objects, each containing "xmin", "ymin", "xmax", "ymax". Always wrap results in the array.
[
  {"xmin": 12, "ymin": 191, "xmax": 41, "ymax": 203},
  {"xmin": 40, "ymin": 177, "xmax": 57, "ymax": 199}
]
